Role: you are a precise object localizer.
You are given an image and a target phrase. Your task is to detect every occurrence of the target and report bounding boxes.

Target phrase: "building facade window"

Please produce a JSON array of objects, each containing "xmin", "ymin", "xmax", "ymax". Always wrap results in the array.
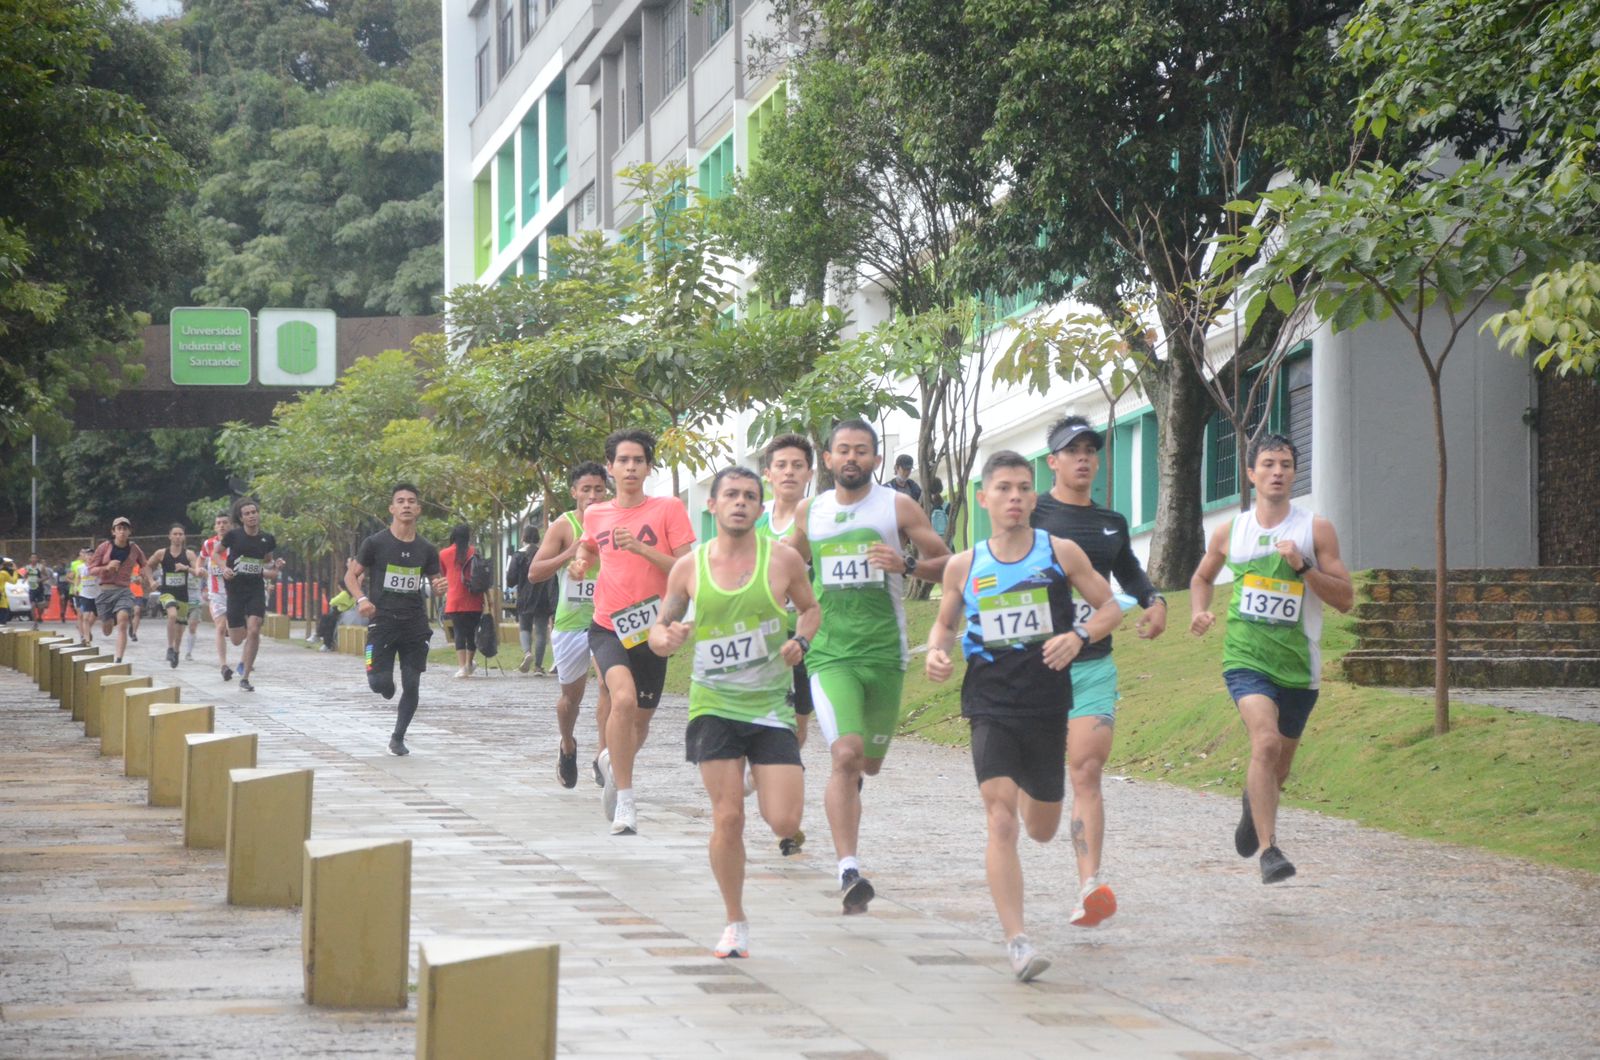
[
  {"xmin": 697, "ymin": 134, "xmax": 734, "ymax": 199},
  {"xmin": 475, "ymin": 43, "xmax": 490, "ymax": 111},
  {"xmin": 546, "ymin": 78, "xmax": 568, "ymax": 197},
  {"xmin": 707, "ymin": 0, "xmax": 732, "ymax": 42},
  {"xmin": 1201, "ymin": 343, "xmax": 1312, "ymax": 504},
  {"xmin": 520, "ymin": 0, "xmax": 535, "ymax": 44},
  {"xmin": 745, "ymin": 82, "xmax": 787, "ymax": 166},
  {"xmin": 662, "ymin": 0, "xmax": 687, "ymax": 94},
  {"xmin": 497, "ymin": 0, "xmax": 515, "ymax": 77}
]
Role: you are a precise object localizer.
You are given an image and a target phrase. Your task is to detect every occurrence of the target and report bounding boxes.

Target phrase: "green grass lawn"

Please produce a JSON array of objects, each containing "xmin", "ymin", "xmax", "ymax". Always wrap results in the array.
[{"xmin": 668, "ymin": 582, "xmax": 1598, "ymax": 874}]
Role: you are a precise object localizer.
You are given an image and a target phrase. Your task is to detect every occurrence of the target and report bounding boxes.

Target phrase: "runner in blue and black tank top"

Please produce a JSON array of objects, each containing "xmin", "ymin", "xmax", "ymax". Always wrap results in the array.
[{"xmin": 925, "ymin": 451, "xmax": 1122, "ymax": 984}]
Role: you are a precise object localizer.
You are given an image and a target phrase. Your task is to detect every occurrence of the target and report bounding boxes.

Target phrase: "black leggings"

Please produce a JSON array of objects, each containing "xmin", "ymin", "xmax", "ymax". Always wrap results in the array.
[{"xmin": 370, "ymin": 662, "xmax": 423, "ymax": 739}]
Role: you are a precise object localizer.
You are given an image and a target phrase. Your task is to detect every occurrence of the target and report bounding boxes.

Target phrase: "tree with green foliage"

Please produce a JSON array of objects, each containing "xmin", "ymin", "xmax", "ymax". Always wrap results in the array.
[{"xmin": 0, "ymin": 0, "xmax": 202, "ymax": 445}]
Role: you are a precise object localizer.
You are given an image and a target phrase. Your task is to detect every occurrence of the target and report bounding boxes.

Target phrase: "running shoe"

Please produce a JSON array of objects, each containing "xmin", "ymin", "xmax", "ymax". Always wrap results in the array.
[
  {"xmin": 222, "ymin": 665, "xmax": 234, "ymax": 682},
  {"xmin": 778, "ymin": 829, "xmax": 806, "ymax": 857},
  {"xmin": 239, "ymin": 677, "xmax": 255, "ymax": 693},
  {"xmin": 598, "ymin": 748, "xmax": 617, "ymax": 821},
  {"xmin": 1235, "ymin": 789, "xmax": 1259, "ymax": 857},
  {"xmin": 1070, "ymin": 877, "xmax": 1117, "ymax": 928},
  {"xmin": 167, "ymin": 647, "xmax": 179, "ymax": 668},
  {"xmin": 591, "ymin": 755, "xmax": 605, "ymax": 787},
  {"xmin": 840, "ymin": 868, "xmax": 875, "ymax": 915},
  {"xmin": 743, "ymin": 764, "xmax": 756, "ymax": 797},
  {"xmin": 519, "ymin": 652, "xmax": 533, "ymax": 673},
  {"xmin": 610, "ymin": 800, "xmax": 636, "ymax": 836},
  {"xmin": 713, "ymin": 921, "xmax": 750, "ymax": 959},
  {"xmin": 558, "ymin": 745, "xmax": 578, "ymax": 789},
  {"xmin": 1007, "ymin": 934, "xmax": 1050, "ymax": 983},
  {"xmin": 1260, "ymin": 845, "xmax": 1296, "ymax": 884},
  {"xmin": 533, "ymin": 667, "xmax": 547, "ymax": 677},
  {"xmin": 388, "ymin": 736, "xmax": 409, "ymax": 757},
  {"xmin": 184, "ymin": 651, "xmax": 194, "ymax": 661},
  {"xmin": 129, "ymin": 632, "xmax": 137, "ymax": 642},
  {"xmin": 453, "ymin": 667, "xmax": 467, "ymax": 679}
]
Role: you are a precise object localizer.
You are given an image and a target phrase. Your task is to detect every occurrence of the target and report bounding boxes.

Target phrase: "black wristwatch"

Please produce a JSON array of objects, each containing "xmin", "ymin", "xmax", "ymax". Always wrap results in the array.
[
  {"xmin": 903, "ymin": 555, "xmax": 918, "ymax": 577},
  {"xmin": 1293, "ymin": 558, "xmax": 1314, "ymax": 576},
  {"xmin": 790, "ymin": 634, "xmax": 810, "ymax": 655},
  {"xmin": 1072, "ymin": 623, "xmax": 1091, "ymax": 644}
]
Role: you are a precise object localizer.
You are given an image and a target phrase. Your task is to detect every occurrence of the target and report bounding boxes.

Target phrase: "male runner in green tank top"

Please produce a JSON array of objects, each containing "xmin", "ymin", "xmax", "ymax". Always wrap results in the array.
[
  {"xmin": 650, "ymin": 466, "xmax": 820, "ymax": 959},
  {"xmin": 526, "ymin": 461, "xmax": 612, "ymax": 789},
  {"xmin": 1190, "ymin": 434, "xmax": 1353, "ymax": 883},
  {"xmin": 786, "ymin": 419, "xmax": 951, "ymax": 913}
]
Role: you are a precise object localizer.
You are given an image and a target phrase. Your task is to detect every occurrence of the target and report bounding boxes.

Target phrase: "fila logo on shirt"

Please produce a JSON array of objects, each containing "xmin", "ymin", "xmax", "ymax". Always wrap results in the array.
[{"xmin": 598, "ymin": 525, "xmax": 659, "ymax": 550}]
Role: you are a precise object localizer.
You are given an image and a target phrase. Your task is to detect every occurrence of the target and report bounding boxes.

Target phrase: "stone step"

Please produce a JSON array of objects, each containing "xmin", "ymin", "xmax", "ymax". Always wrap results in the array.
[
  {"xmin": 1353, "ymin": 619, "xmax": 1600, "ymax": 645},
  {"xmin": 1351, "ymin": 638, "xmax": 1596, "ymax": 655},
  {"xmin": 1364, "ymin": 581, "xmax": 1600, "ymax": 604},
  {"xmin": 1367, "ymin": 566, "xmax": 1600, "ymax": 586},
  {"xmin": 1341, "ymin": 652, "xmax": 1600, "ymax": 688},
  {"xmin": 1354, "ymin": 601, "xmax": 1600, "ymax": 624}
]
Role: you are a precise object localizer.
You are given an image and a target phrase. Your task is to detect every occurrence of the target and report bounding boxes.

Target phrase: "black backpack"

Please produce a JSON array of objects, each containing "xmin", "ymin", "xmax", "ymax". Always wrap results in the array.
[
  {"xmin": 461, "ymin": 549, "xmax": 492, "ymax": 595},
  {"xmin": 474, "ymin": 612, "xmax": 499, "ymax": 657}
]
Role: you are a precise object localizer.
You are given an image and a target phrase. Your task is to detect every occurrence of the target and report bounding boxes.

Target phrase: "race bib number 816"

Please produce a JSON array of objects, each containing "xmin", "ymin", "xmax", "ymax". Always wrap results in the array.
[{"xmin": 382, "ymin": 565, "xmax": 422, "ymax": 594}]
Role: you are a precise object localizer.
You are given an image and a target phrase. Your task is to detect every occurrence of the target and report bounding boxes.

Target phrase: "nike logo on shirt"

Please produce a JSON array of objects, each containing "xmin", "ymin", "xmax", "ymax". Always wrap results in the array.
[{"xmin": 1102, "ymin": 527, "xmax": 1118, "ymax": 535}]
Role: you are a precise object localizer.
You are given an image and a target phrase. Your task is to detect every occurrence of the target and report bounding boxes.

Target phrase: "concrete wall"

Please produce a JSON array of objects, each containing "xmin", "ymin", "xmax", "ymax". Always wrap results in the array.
[{"xmin": 1536, "ymin": 369, "xmax": 1600, "ymax": 565}]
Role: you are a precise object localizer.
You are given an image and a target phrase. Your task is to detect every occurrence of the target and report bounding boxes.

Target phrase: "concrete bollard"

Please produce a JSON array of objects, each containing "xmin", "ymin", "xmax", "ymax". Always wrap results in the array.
[
  {"xmin": 226, "ymin": 768, "xmax": 313, "ymax": 907},
  {"xmin": 31, "ymin": 635, "xmax": 75, "ymax": 681},
  {"xmin": 85, "ymin": 669, "xmax": 140, "ymax": 741},
  {"xmin": 61, "ymin": 648, "xmax": 106, "ymax": 713},
  {"xmin": 99, "ymin": 676, "xmax": 154, "ymax": 756},
  {"xmin": 47, "ymin": 643, "xmax": 95, "ymax": 700},
  {"xmin": 302, "ymin": 838, "xmax": 411, "ymax": 1008},
  {"xmin": 78, "ymin": 659, "xmax": 130, "ymax": 727},
  {"xmin": 123, "ymin": 686, "xmax": 180, "ymax": 777},
  {"xmin": 147, "ymin": 704, "xmax": 214, "ymax": 807},
  {"xmin": 338, "ymin": 624, "xmax": 365, "ymax": 656},
  {"xmin": 262, "ymin": 613, "xmax": 290, "ymax": 639},
  {"xmin": 182, "ymin": 733, "xmax": 258, "ymax": 849},
  {"xmin": 0, "ymin": 627, "xmax": 24, "ymax": 668},
  {"xmin": 416, "ymin": 938, "xmax": 560, "ymax": 1060}
]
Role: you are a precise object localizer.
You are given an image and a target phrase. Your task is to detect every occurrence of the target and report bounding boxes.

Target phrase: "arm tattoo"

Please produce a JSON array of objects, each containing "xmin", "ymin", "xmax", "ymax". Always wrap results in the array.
[{"xmin": 660, "ymin": 589, "xmax": 691, "ymax": 625}]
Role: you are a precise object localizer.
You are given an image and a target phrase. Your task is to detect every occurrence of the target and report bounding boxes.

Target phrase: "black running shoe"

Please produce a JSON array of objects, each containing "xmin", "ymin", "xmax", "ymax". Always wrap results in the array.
[
  {"xmin": 167, "ymin": 647, "xmax": 179, "ymax": 668},
  {"xmin": 1260, "ymin": 845, "xmax": 1297, "ymax": 884},
  {"xmin": 388, "ymin": 736, "xmax": 409, "ymax": 757},
  {"xmin": 129, "ymin": 632, "xmax": 138, "ymax": 642},
  {"xmin": 239, "ymin": 677, "xmax": 255, "ymax": 692},
  {"xmin": 558, "ymin": 746, "xmax": 578, "ymax": 789},
  {"xmin": 841, "ymin": 868, "xmax": 875, "ymax": 915},
  {"xmin": 222, "ymin": 665, "xmax": 234, "ymax": 682},
  {"xmin": 1235, "ymin": 790, "xmax": 1259, "ymax": 858},
  {"xmin": 591, "ymin": 756, "xmax": 605, "ymax": 787},
  {"xmin": 779, "ymin": 830, "xmax": 806, "ymax": 857}
]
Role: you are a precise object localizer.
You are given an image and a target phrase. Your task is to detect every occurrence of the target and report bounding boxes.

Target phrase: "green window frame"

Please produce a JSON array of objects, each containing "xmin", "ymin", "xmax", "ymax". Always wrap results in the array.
[
  {"xmin": 520, "ymin": 117, "xmax": 540, "ymax": 223},
  {"xmin": 697, "ymin": 134, "xmax": 735, "ymax": 200},
  {"xmin": 496, "ymin": 145, "xmax": 516, "ymax": 251},
  {"xmin": 745, "ymin": 82, "xmax": 787, "ymax": 168},
  {"xmin": 545, "ymin": 77, "xmax": 567, "ymax": 199},
  {"xmin": 473, "ymin": 170, "xmax": 492, "ymax": 276}
]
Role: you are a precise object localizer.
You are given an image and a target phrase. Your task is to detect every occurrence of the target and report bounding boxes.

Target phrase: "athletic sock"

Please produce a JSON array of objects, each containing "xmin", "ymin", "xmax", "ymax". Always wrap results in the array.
[
  {"xmin": 615, "ymin": 788, "xmax": 635, "ymax": 813},
  {"xmin": 837, "ymin": 856, "xmax": 860, "ymax": 884}
]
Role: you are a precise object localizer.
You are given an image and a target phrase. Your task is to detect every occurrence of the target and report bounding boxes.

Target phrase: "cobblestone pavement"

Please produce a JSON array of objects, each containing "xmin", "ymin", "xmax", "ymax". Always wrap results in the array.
[
  {"xmin": 1394, "ymin": 686, "xmax": 1600, "ymax": 724},
  {"xmin": 2, "ymin": 627, "xmax": 1597, "ymax": 1058}
]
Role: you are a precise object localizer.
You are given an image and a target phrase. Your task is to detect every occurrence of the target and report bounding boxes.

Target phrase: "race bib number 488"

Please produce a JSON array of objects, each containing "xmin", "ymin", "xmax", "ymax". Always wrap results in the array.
[
  {"xmin": 1236, "ymin": 573, "xmax": 1303, "ymax": 626},
  {"xmin": 613, "ymin": 596, "xmax": 661, "ymax": 649},
  {"xmin": 234, "ymin": 558, "xmax": 264, "ymax": 576},
  {"xmin": 818, "ymin": 541, "xmax": 883, "ymax": 589}
]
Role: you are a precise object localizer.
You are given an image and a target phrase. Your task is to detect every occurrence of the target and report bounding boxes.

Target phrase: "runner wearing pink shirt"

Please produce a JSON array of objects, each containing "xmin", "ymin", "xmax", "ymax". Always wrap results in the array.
[{"xmin": 571, "ymin": 429, "xmax": 696, "ymax": 836}]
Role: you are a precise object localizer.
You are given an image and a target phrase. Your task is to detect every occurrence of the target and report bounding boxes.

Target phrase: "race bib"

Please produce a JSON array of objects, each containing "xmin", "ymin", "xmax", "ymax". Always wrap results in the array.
[
  {"xmin": 1236, "ymin": 573, "xmax": 1303, "ymax": 626},
  {"xmin": 234, "ymin": 558, "xmax": 264, "ymax": 576},
  {"xmin": 80, "ymin": 575, "xmax": 99, "ymax": 595},
  {"xmin": 694, "ymin": 619, "xmax": 776, "ymax": 678},
  {"xmin": 978, "ymin": 588, "xmax": 1054, "ymax": 648},
  {"xmin": 566, "ymin": 577, "xmax": 596, "ymax": 605},
  {"xmin": 164, "ymin": 572, "xmax": 186, "ymax": 587},
  {"xmin": 26, "ymin": 574, "xmax": 39, "ymax": 589},
  {"xmin": 382, "ymin": 565, "xmax": 422, "ymax": 594},
  {"xmin": 1073, "ymin": 599, "xmax": 1094, "ymax": 626},
  {"xmin": 818, "ymin": 541, "xmax": 883, "ymax": 590},
  {"xmin": 613, "ymin": 596, "xmax": 660, "ymax": 649}
]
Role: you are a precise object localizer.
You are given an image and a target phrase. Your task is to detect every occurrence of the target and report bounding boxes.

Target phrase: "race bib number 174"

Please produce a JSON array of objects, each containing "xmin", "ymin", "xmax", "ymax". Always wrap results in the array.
[{"xmin": 978, "ymin": 589, "xmax": 1054, "ymax": 648}]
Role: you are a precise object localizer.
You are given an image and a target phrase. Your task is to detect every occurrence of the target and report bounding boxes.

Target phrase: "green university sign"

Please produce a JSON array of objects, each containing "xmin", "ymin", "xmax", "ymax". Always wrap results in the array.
[{"xmin": 170, "ymin": 307, "xmax": 251, "ymax": 385}]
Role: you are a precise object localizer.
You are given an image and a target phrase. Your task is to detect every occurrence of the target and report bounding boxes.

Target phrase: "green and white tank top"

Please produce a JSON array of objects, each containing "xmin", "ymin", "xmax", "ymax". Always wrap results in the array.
[
  {"xmin": 554, "ymin": 509, "xmax": 598, "ymax": 633},
  {"xmin": 688, "ymin": 534, "xmax": 794, "ymax": 728},
  {"xmin": 806, "ymin": 483, "xmax": 908, "ymax": 671},
  {"xmin": 756, "ymin": 506, "xmax": 803, "ymax": 619},
  {"xmin": 1222, "ymin": 506, "xmax": 1324, "ymax": 689}
]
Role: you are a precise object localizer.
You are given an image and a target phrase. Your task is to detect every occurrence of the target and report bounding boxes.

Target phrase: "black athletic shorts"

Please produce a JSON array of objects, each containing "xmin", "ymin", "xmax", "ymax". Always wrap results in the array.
[
  {"xmin": 587, "ymin": 621, "xmax": 669, "ymax": 710},
  {"xmin": 366, "ymin": 618, "xmax": 432, "ymax": 678},
  {"xmin": 790, "ymin": 655, "xmax": 814, "ymax": 716},
  {"xmin": 78, "ymin": 596, "xmax": 98, "ymax": 616},
  {"xmin": 969, "ymin": 713, "xmax": 1068, "ymax": 803},
  {"xmin": 685, "ymin": 714, "xmax": 802, "ymax": 766},
  {"xmin": 226, "ymin": 582, "xmax": 267, "ymax": 629},
  {"xmin": 445, "ymin": 610, "xmax": 480, "ymax": 651}
]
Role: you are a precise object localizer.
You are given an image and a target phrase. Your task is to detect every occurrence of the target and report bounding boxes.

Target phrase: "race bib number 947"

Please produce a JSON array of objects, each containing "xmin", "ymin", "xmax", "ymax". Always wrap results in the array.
[
  {"xmin": 1236, "ymin": 573, "xmax": 1303, "ymax": 626},
  {"xmin": 979, "ymin": 589, "xmax": 1054, "ymax": 648},
  {"xmin": 818, "ymin": 541, "xmax": 883, "ymax": 589},
  {"xmin": 613, "ymin": 596, "xmax": 661, "ymax": 649},
  {"xmin": 694, "ymin": 619, "xmax": 777, "ymax": 678}
]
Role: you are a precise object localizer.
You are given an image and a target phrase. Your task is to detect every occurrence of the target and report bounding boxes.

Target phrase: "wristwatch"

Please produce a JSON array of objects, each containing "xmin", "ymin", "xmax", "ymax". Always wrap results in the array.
[
  {"xmin": 903, "ymin": 555, "xmax": 918, "ymax": 577},
  {"xmin": 1293, "ymin": 558, "xmax": 1314, "ymax": 576},
  {"xmin": 1072, "ymin": 623, "xmax": 1091, "ymax": 644},
  {"xmin": 790, "ymin": 634, "xmax": 810, "ymax": 655}
]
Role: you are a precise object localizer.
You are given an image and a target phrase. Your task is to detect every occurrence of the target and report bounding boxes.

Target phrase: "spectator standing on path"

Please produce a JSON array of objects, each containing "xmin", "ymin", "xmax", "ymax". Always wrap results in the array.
[
  {"xmin": 526, "ymin": 461, "xmax": 612, "ymax": 790},
  {"xmin": 198, "ymin": 513, "xmax": 234, "ymax": 681},
  {"xmin": 346, "ymin": 482, "xmax": 446, "ymax": 757},
  {"xmin": 507, "ymin": 524, "xmax": 558, "ymax": 675},
  {"xmin": 438, "ymin": 523, "xmax": 487, "ymax": 679},
  {"xmin": 88, "ymin": 517, "xmax": 148, "ymax": 663},
  {"xmin": 1030, "ymin": 414, "xmax": 1169, "ymax": 928},
  {"xmin": 648, "ymin": 466, "xmax": 821, "ymax": 960},
  {"xmin": 220, "ymin": 499, "xmax": 285, "ymax": 693},
  {"xmin": 1190, "ymin": 433, "xmax": 1354, "ymax": 884},
  {"xmin": 925, "ymin": 450, "xmax": 1121, "ymax": 983},
  {"xmin": 572, "ymin": 429, "xmax": 697, "ymax": 837},
  {"xmin": 785, "ymin": 420, "xmax": 951, "ymax": 914},
  {"xmin": 886, "ymin": 453, "xmax": 922, "ymax": 503}
]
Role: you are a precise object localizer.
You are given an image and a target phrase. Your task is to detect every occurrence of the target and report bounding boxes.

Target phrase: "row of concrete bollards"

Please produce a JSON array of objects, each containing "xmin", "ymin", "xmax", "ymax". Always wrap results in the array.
[{"xmin": 1, "ymin": 626, "xmax": 559, "ymax": 1059}]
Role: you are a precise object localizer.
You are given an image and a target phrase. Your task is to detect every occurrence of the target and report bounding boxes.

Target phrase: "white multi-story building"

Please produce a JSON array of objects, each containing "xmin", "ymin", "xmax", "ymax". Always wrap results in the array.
[{"xmin": 442, "ymin": 0, "xmax": 1548, "ymax": 574}]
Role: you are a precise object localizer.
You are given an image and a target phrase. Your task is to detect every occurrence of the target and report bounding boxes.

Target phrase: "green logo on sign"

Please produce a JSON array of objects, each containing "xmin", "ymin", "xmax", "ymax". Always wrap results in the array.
[
  {"xmin": 170, "ymin": 307, "xmax": 252, "ymax": 386},
  {"xmin": 276, "ymin": 320, "xmax": 317, "ymax": 375}
]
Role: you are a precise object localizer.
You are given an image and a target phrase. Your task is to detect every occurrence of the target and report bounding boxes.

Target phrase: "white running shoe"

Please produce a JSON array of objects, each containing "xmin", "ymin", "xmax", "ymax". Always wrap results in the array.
[
  {"xmin": 743, "ymin": 763, "xmax": 756, "ymax": 798},
  {"xmin": 1007, "ymin": 934, "xmax": 1050, "ymax": 983},
  {"xmin": 598, "ymin": 748, "xmax": 616, "ymax": 822},
  {"xmin": 713, "ymin": 921, "xmax": 749, "ymax": 959},
  {"xmin": 453, "ymin": 667, "xmax": 467, "ymax": 679},
  {"xmin": 610, "ymin": 799, "xmax": 636, "ymax": 836},
  {"xmin": 1070, "ymin": 876, "xmax": 1118, "ymax": 928}
]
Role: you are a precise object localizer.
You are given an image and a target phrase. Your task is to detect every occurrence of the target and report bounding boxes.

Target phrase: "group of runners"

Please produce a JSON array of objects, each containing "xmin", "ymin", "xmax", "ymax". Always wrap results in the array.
[{"xmin": 342, "ymin": 415, "xmax": 1349, "ymax": 980}]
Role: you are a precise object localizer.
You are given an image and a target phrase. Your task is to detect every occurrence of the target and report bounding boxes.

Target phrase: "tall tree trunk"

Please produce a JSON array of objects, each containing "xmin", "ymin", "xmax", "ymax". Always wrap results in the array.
[
  {"xmin": 1142, "ymin": 337, "xmax": 1213, "ymax": 589},
  {"xmin": 1428, "ymin": 371, "xmax": 1451, "ymax": 735}
]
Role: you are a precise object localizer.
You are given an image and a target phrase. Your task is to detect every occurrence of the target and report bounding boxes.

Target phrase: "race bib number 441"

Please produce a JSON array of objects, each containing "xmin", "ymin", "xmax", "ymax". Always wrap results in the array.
[
  {"xmin": 818, "ymin": 541, "xmax": 883, "ymax": 589},
  {"xmin": 1236, "ymin": 573, "xmax": 1303, "ymax": 626},
  {"xmin": 979, "ymin": 589, "xmax": 1054, "ymax": 648},
  {"xmin": 613, "ymin": 596, "xmax": 661, "ymax": 649}
]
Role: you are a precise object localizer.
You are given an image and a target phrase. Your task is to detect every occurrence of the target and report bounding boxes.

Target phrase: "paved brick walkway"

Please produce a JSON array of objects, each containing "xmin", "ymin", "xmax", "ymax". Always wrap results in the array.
[{"xmin": 2, "ymin": 627, "xmax": 1597, "ymax": 1058}]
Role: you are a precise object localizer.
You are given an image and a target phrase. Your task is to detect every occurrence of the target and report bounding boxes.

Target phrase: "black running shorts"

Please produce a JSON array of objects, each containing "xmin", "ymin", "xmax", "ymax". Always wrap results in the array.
[
  {"xmin": 587, "ymin": 621, "xmax": 668, "ymax": 710},
  {"xmin": 685, "ymin": 714, "xmax": 802, "ymax": 766},
  {"xmin": 969, "ymin": 713, "xmax": 1067, "ymax": 803},
  {"xmin": 366, "ymin": 617, "xmax": 432, "ymax": 678},
  {"xmin": 226, "ymin": 582, "xmax": 267, "ymax": 629}
]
